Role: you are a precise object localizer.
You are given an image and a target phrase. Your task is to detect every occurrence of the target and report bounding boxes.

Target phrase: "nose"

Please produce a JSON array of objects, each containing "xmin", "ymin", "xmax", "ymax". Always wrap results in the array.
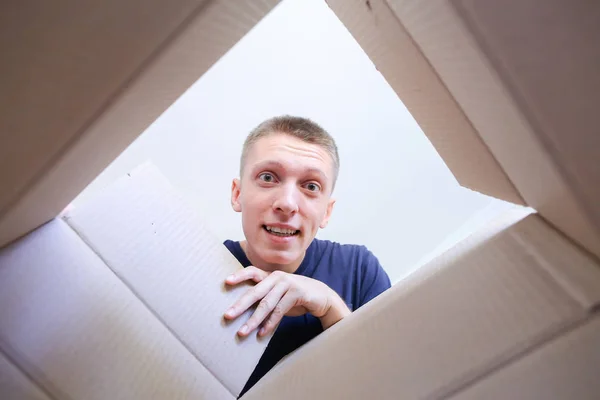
[{"xmin": 272, "ymin": 183, "xmax": 299, "ymax": 215}]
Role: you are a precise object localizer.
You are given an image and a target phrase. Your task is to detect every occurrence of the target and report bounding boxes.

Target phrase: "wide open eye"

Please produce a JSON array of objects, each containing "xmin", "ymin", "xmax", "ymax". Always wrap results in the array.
[
  {"xmin": 258, "ymin": 172, "xmax": 277, "ymax": 183},
  {"xmin": 304, "ymin": 182, "xmax": 321, "ymax": 192}
]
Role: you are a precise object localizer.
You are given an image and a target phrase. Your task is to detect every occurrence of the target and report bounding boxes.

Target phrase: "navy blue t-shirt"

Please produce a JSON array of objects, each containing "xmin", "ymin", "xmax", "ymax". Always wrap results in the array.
[{"xmin": 223, "ymin": 238, "xmax": 391, "ymax": 397}]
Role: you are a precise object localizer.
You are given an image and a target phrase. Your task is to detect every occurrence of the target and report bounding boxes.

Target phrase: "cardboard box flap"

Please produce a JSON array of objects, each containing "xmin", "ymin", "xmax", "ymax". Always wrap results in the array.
[
  {"xmin": 0, "ymin": 0, "xmax": 203, "ymax": 214},
  {"xmin": 0, "ymin": 219, "xmax": 232, "ymax": 400},
  {"xmin": 452, "ymin": 0, "xmax": 600, "ymax": 247},
  {"xmin": 244, "ymin": 212, "xmax": 600, "ymax": 400},
  {"xmin": 64, "ymin": 163, "xmax": 268, "ymax": 397},
  {"xmin": 380, "ymin": 0, "xmax": 600, "ymax": 259},
  {"xmin": 0, "ymin": 351, "xmax": 51, "ymax": 400},
  {"xmin": 325, "ymin": 0, "xmax": 525, "ymax": 206},
  {"xmin": 0, "ymin": 0, "xmax": 278, "ymax": 249},
  {"xmin": 509, "ymin": 215, "xmax": 600, "ymax": 310},
  {"xmin": 449, "ymin": 315, "xmax": 600, "ymax": 400}
]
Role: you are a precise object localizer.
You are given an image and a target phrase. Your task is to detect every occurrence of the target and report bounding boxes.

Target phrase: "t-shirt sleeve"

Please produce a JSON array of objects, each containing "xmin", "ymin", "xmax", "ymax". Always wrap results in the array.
[{"xmin": 358, "ymin": 247, "xmax": 392, "ymax": 307}]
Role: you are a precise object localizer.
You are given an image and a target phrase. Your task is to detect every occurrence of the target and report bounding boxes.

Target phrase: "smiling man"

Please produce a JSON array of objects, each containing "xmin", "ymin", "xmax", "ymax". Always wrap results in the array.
[{"xmin": 223, "ymin": 115, "xmax": 391, "ymax": 396}]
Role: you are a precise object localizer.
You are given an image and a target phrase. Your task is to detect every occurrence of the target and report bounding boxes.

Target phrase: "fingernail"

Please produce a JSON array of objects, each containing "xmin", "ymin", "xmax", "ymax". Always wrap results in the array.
[
  {"xmin": 225, "ymin": 308, "xmax": 235, "ymax": 317},
  {"xmin": 259, "ymin": 327, "xmax": 266, "ymax": 336},
  {"xmin": 239, "ymin": 324, "xmax": 249, "ymax": 335},
  {"xmin": 226, "ymin": 274, "xmax": 234, "ymax": 281}
]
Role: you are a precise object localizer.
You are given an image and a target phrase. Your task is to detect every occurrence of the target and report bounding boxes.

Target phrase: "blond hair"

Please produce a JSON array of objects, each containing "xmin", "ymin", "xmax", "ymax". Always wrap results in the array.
[{"xmin": 240, "ymin": 115, "xmax": 340, "ymax": 186}]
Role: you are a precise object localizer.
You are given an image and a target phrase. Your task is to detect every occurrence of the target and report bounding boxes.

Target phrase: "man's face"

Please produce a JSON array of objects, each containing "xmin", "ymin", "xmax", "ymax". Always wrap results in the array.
[{"xmin": 231, "ymin": 133, "xmax": 336, "ymax": 268}]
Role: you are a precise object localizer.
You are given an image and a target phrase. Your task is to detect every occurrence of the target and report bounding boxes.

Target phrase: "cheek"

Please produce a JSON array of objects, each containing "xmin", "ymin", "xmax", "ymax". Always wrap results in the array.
[
  {"xmin": 302, "ymin": 200, "xmax": 329, "ymax": 226},
  {"xmin": 241, "ymin": 190, "xmax": 270, "ymax": 218}
]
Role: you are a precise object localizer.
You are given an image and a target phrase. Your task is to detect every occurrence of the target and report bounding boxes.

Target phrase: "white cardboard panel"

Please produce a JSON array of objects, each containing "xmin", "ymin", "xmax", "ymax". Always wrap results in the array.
[
  {"xmin": 325, "ymin": 0, "xmax": 524, "ymax": 205},
  {"xmin": 0, "ymin": 219, "xmax": 232, "ymax": 400},
  {"xmin": 450, "ymin": 316, "xmax": 600, "ymax": 400},
  {"xmin": 0, "ymin": 0, "xmax": 279, "ymax": 248},
  {"xmin": 0, "ymin": 351, "xmax": 51, "ymax": 400},
  {"xmin": 245, "ymin": 212, "xmax": 600, "ymax": 400},
  {"xmin": 64, "ymin": 163, "xmax": 268, "ymax": 396},
  {"xmin": 386, "ymin": 0, "xmax": 600, "ymax": 259}
]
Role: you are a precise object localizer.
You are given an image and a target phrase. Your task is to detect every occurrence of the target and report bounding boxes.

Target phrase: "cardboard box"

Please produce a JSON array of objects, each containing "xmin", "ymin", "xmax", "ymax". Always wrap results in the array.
[
  {"xmin": 0, "ymin": 165, "xmax": 263, "ymax": 399},
  {"xmin": 0, "ymin": 0, "xmax": 280, "ymax": 248},
  {"xmin": 1, "ymin": 0, "xmax": 599, "ymax": 399},
  {"xmin": 243, "ymin": 206, "xmax": 600, "ymax": 399}
]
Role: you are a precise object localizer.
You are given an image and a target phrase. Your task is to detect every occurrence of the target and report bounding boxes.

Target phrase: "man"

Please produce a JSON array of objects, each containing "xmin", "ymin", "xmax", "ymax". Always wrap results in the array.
[{"xmin": 222, "ymin": 115, "xmax": 391, "ymax": 396}]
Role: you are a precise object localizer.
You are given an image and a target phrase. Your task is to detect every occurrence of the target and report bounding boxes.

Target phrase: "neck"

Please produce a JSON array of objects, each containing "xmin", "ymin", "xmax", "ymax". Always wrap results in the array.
[{"xmin": 240, "ymin": 241, "xmax": 304, "ymax": 274}]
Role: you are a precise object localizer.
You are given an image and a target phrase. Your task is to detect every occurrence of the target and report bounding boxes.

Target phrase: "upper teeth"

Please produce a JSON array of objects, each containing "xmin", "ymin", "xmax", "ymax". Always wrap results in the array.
[{"xmin": 266, "ymin": 226, "xmax": 297, "ymax": 235}]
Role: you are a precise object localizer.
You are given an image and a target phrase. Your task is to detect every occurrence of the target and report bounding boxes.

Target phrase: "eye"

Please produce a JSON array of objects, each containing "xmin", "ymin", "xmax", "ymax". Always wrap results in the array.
[
  {"xmin": 304, "ymin": 182, "xmax": 321, "ymax": 192},
  {"xmin": 258, "ymin": 172, "xmax": 276, "ymax": 183}
]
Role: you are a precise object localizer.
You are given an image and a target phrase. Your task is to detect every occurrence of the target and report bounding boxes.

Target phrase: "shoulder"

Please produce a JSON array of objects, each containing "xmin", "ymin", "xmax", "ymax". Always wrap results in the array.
[
  {"xmin": 312, "ymin": 238, "xmax": 379, "ymax": 267},
  {"xmin": 312, "ymin": 238, "xmax": 388, "ymax": 285},
  {"xmin": 313, "ymin": 239, "xmax": 391, "ymax": 306}
]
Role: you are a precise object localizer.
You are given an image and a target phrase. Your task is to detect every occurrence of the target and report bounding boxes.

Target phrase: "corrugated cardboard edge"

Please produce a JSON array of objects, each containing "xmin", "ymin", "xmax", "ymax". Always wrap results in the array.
[
  {"xmin": 325, "ymin": 0, "xmax": 525, "ymax": 206},
  {"xmin": 375, "ymin": 207, "xmax": 600, "ymax": 315},
  {"xmin": 386, "ymin": 0, "xmax": 600, "ymax": 260},
  {"xmin": 243, "ymin": 211, "xmax": 600, "ymax": 400},
  {"xmin": 0, "ymin": 0, "xmax": 279, "ymax": 249}
]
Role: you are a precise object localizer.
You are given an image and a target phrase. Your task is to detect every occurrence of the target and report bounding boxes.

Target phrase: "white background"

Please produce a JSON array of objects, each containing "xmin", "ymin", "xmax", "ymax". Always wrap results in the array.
[{"xmin": 74, "ymin": 0, "xmax": 514, "ymax": 283}]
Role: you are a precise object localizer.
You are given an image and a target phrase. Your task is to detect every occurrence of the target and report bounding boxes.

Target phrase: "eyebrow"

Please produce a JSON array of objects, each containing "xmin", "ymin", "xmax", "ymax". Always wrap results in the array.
[{"xmin": 254, "ymin": 161, "xmax": 329, "ymax": 183}]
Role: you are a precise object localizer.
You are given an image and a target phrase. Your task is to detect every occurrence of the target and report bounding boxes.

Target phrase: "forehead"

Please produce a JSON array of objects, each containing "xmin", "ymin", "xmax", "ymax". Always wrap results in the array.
[{"xmin": 245, "ymin": 133, "xmax": 334, "ymax": 179}]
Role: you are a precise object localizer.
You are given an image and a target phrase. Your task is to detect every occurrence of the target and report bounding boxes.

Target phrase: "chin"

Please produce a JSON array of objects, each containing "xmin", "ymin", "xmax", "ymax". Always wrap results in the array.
[{"xmin": 261, "ymin": 247, "xmax": 301, "ymax": 266}]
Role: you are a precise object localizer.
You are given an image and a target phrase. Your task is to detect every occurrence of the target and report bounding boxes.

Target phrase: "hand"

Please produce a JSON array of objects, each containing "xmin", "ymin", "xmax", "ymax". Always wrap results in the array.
[{"xmin": 223, "ymin": 267, "xmax": 351, "ymax": 337}]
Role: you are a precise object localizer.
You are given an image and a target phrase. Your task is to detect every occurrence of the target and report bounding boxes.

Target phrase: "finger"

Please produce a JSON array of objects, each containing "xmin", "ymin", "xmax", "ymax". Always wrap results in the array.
[
  {"xmin": 224, "ymin": 273, "xmax": 279, "ymax": 320},
  {"xmin": 258, "ymin": 290, "xmax": 297, "ymax": 337},
  {"xmin": 239, "ymin": 281, "xmax": 289, "ymax": 337},
  {"xmin": 225, "ymin": 266, "xmax": 269, "ymax": 286}
]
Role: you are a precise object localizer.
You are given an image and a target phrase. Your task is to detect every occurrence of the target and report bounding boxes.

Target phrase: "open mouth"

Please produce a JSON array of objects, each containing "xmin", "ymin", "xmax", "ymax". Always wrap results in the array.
[{"xmin": 263, "ymin": 225, "xmax": 300, "ymax": 237}]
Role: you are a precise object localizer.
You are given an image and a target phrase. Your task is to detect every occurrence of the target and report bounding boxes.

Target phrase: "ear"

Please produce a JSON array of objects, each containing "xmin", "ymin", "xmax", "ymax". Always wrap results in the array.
[
  {"xmin": 319, "ymin": 198, "xmax": 336, "ymax": 229},
  {"xmin": 231, "ymin": 178, "xmax": 242, "ymax": 212}
]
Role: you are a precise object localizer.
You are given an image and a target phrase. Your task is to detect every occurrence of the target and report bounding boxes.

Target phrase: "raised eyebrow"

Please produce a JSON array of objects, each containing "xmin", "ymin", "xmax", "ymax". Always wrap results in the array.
[
  {"xmin": 253, "ymin": 162, "xmax": 328, "ymax": 185},
  {"xmin": 252, "ymin": 161, "xmax": 285, "ymax": 173},
  {"xmin": 305, "ymin": 168, "xmax": 328, "ymax": 183}
]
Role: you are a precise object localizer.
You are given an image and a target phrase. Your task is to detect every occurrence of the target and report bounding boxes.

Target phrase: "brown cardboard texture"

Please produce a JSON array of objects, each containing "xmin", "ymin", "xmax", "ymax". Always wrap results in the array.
[
  {"xmin": 243, "ymin": 210, "xmax": 600, "ymax": 399},
  {"xmin": 326, "ymin": 0, "xmax": 600, "ymax": 258},
  {"xmin": 2, "ymin": 164, "xmax": 599, "ymax": 399},
  {"xmin": 1, "ymin": 1, "xmax": 600, "ymax": 400},
  {"xmin": 0, "ymin": 0, "xmax": 279, "ymax": 248},
  {"xmin": 448, "ymin": 315, "xmax": 600, "ymax": 400},
  {"xmin": 1, "ymin": 0, "xmax": 600, "ymax": 261}
]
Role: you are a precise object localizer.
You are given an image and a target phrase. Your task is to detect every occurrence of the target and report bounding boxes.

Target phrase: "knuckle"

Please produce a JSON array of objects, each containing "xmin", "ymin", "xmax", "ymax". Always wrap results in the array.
[
  {"xmin": 258, "ymin": 298, "xmax": 273, "ymax": 312},
  {"xmin": 271, "ymin": 304, "xmax": 285, "ymax": 318},
  {"xmin": 246, "ymin": 287, "xmax": 259, "ymax": 299},
  {"xmin": 250, "ymin": 267, "xmax": 268, "ymax": 281},
  {"xmin": 265, "ymin": 318, "xmax": 276, "ymax": 329}
]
